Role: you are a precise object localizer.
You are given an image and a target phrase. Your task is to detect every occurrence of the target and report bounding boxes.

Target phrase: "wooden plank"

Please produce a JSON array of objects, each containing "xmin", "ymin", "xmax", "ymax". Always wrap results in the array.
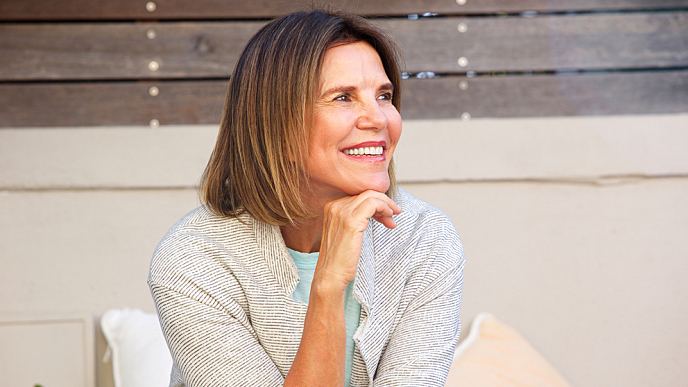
[
  {"xmin": 0, "ymin": 81, "xmax": 227, "ymax": 127},
  {"xmin": 0, "ymin": 22, "xmax": 264, "ymax": 81},
  {"xmin": 391, "ymin": 12, "xmax": 688, "ymax": 72},
  {"xmin": 2, "ymin": 12, "xmax": 687, "ymax": 81},
  {"xmin": 1, "ymin": 70, "xmax": 686, "ymax": 127},
  {"xmin": 401, "ymin": 70, "xmax": 688, "ymax": 119},
  {"xmin": 2, "ymin": 0, "xmax": 688, "ymax": 21}
]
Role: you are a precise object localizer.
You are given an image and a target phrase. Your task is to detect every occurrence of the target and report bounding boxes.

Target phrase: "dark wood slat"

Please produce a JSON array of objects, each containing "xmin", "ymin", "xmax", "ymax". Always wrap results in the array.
[
  {"xmin": 0, "ymin": 22, "xmax": 264, "ymax": 80},
  {"xmin": 401, "ymin": 70, "xmax": 688, "ymax": 119},
  {"xmin": 2, "ymin": 0, "xmax": 688, "ymax": 21},
  {"xmin": 1, "ymin": 71, "xmax": 686, "ymax": 127},
  {"xmin": 392, "ymin": 12, "xmax": 688, "ymax": 72},
  {"xmin": 2, "ymin": 12, "xmax": 687, "ymax": 81},
  {"xmin": 0, "ymin": 81, "xmax": 227, "ymax": 127}
]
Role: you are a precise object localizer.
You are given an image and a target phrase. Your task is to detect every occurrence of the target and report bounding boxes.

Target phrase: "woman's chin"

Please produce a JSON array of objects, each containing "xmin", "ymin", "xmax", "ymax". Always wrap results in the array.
[{"xmin": 348, "ymin": 180, "xmax": 390, "ymax": 196}]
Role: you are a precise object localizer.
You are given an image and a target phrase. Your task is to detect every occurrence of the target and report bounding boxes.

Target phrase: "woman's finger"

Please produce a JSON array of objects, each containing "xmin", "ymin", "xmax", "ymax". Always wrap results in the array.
[
  {"xmin": 347, "ymin": 190, "xmax": 401, "ymax": 215},
  {"xmin": 350, "ymin": 196, "xmax": 398, "ymax": 230}
]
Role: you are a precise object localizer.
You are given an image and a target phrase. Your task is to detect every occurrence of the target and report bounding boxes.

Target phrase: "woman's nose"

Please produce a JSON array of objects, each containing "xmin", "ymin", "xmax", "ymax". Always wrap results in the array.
[{"xmin": 357, "ymin": 98, "xmax": 388, "ymax": 130}]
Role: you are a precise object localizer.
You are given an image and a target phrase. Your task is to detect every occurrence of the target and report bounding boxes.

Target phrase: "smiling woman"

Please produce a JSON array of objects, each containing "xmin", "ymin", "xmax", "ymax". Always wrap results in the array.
[{"xmin": 148, "ymin": 9, "xmax": 465, "ymax": 387}]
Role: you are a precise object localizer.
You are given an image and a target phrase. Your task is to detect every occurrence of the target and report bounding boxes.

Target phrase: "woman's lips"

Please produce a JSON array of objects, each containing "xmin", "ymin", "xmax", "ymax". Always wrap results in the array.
[{"xmin": 341, "ymin": 141, "xmax": 387, "ymax": 161}]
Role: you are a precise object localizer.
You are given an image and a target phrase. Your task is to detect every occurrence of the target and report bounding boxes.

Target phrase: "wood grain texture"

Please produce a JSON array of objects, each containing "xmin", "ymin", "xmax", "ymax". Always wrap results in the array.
[
  {"xmin": 2, "ymin": 0, "xmax": 687, "ymax": 21},
  {"xmin": 0, "ymin": 81, "xmax": 228, "ymax": 127},
  {"xmin": 2, "ymin": 12, "xmax": 687, "ymax": 81},
  {"xmin": 2, "ymin": 71, "xmax": 686, "ymax": 127},
  {"xmin": 391, "ymin": 12, "xmax": 688, "ymax": 72},
  {"xmin": 401, "ymin": 70, "xmax": 688, "ymax": 119},
  {"xmin": 0, "ymin": 22, "xmax": 264, "ymax": 81}
]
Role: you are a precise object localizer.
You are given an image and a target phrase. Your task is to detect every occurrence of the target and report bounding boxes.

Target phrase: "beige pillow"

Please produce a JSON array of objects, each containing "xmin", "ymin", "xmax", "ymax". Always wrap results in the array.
[{"xmin": 445, "ymin": 313, "xmax": 572, "ymax": 387}]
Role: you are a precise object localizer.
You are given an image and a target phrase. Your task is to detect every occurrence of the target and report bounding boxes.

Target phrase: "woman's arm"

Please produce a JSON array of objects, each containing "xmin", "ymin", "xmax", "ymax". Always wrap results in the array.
[
  {"xmin": 284, "ymin": 278, "xmax": 348, "ymax": 386},
  {"xmin": 151, "ymin": 283, "xmax": 286, "ymax": 386},
  {"xmin": 284, "ymin": 190, "xmax": 401, "ymax": 387}
]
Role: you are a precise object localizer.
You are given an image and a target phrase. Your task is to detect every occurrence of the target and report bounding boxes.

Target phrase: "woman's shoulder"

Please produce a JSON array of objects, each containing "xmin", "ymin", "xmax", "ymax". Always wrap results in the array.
[
  {"xmin": 156, "ymin": 206, "xmax": 253, "ymax": 245},
  {"xmin": 373, "ymin": 188, "xmax": 463, "ymax": 258},
  {"xmin": 163, "ymin": 206, "xmax": 246, "ymax": 233},
  {"xmin": 149, "ymin": 207, "xmax": 255, "ymax": 278},
  {"xmin": 372, "ymin": 188, "xmax": 464, "ymax": 283},
  {"xmin": 394, "ymin": 188, "xmax": 457, "ymax": 233}
]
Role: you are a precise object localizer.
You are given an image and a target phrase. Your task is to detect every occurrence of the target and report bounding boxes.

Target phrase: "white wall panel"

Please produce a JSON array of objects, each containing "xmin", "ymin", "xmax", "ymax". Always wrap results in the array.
[
  {"xmin": 2, "ymin": 114, "xmax": 687, "ymax": 189},
  {"xmin": 396, "ymin": 114, "xmax": 688, "ymax": 182},
  {"xmin": 0, "ymin": 126, "xmax": 218, "ymax": 189},
  {"xmin": 0, "ymin": 314, "xmax": 94, "ymax": 387},
  {"xmin": 0, "ymin": 189, "xmax": 199, "ymax": 315}
]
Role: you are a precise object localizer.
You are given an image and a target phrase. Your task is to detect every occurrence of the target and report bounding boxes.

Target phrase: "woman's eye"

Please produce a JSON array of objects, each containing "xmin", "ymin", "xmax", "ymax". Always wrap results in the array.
[
  {"xmin": 334, "ymin": 94, "xmax": 350, "ymax": 102},
  {"xmin": 378, "ymin": 92, "xmax": 393, "ymax": 101}
]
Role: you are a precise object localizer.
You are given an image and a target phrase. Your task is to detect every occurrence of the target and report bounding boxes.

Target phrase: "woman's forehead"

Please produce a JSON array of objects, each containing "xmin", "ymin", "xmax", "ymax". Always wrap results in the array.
[{"xmin": 319, "ymin": 42, "xmax": 389, "ymax": 91}]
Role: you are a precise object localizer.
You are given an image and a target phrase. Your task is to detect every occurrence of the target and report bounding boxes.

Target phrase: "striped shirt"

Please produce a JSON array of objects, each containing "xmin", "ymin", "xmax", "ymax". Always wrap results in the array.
[{"xmin": 149, "ymin": 189, "xmax": 465, "ymax": 386}]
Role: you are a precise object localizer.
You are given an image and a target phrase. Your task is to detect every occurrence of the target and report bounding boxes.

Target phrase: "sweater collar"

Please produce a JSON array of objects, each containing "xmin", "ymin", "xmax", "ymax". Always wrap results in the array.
[{"xmin": 252, "ymin": 216, "xmax": 300, "ymax": 296}]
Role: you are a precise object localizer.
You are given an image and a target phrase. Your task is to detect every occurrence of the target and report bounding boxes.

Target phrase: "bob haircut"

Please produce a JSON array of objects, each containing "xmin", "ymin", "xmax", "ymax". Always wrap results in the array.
[{"xmin": 200, "ymin": 9, "xmax": 403, "ymax": 226}]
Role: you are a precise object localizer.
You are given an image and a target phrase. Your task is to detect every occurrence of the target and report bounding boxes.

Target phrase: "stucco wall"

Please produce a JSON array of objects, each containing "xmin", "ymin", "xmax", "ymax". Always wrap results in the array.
[{"xmin": 1, "ymin": 114, "xmax": 687, "ymax": 386}]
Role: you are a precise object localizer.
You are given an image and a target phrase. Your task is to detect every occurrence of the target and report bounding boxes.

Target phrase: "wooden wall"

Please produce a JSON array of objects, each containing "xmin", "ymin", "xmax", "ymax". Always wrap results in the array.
[{"xmin": 1, "ymin": 0, "xmax": 687, "ymax": 127}]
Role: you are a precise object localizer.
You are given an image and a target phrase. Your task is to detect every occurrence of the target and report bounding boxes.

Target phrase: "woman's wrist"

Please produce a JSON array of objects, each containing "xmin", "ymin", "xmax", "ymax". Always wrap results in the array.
[{"xmin": 310, "ymin": 274, "xmax": 349, "ymax": 305}]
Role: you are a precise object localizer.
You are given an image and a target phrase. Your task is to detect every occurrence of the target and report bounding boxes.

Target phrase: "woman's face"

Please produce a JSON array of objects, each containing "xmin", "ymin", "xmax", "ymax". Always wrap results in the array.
[{"xmin": 306, "ymin": 41, "xmax": 402, "ymax": 201}]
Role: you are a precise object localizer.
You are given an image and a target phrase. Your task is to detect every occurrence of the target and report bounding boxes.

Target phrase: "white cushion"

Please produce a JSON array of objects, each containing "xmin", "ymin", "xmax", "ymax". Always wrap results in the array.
[{"xmin": 101, "ymin": 308, "xmax": 172, "ymax": 387}]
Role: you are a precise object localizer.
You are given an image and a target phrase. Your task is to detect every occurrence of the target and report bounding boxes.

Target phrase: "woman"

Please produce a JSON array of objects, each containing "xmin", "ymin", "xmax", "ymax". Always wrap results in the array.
[{"xmin": 149, "ymin": 9, "xmax": 464, "ymax": 387}]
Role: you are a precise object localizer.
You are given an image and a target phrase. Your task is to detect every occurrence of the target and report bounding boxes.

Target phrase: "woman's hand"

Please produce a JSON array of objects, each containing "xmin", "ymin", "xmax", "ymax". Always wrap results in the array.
[{"xmin": 315, "ymin": 190, "xmax": 402, "ymax": 291}]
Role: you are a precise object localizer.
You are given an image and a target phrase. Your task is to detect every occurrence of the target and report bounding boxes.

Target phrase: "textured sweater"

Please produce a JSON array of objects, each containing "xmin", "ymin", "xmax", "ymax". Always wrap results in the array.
[{"xmin": 149, "ymin": 189, "xmax": 465, "ymax": 386}]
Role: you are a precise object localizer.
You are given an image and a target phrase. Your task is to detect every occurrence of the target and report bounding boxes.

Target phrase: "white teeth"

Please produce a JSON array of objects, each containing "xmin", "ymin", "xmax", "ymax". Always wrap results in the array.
[{"xmin": 343, "ymin": 146, "xmax": 384, "ymax": 156}]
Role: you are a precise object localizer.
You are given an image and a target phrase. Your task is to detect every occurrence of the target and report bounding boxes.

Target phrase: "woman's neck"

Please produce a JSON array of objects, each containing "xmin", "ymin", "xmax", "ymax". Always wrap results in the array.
[
  {"xmin": 281, "ymin": 217, "xmax": 324, "ymax": 253},
  {"xmin": 281, "ymin": 185, "xmax": 348, "ymax": 253}
]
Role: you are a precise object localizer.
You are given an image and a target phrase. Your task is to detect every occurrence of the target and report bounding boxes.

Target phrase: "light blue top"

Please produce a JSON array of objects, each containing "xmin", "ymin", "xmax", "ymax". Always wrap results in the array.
[{"xmin": 287, "ymin": 248, "xmax": 361, "ymax": 387}]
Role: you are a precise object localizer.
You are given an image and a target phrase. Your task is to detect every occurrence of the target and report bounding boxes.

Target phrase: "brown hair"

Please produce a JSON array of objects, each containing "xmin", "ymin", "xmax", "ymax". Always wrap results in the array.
[{"xmin": 200, "ymin": 9, "xmax": 403, "ymax": 225}]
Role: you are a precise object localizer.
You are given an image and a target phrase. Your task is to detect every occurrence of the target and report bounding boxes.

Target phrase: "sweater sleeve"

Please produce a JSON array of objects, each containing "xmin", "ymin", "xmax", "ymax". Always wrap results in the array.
[
  {"xmin": 148, "ymin": 226, "xmax": 288, "ymax": 387},
  {"xmin": 150, "ymin": 282, "xmax": 286, "ymax": 387},
  {"xmin": 373, "ymin": 214, "xmax": 465, "ymax": 386}
]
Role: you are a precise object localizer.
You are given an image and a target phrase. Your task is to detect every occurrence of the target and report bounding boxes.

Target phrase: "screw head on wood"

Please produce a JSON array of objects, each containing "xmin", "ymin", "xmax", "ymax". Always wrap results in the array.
[
  {"xmin": 458, "ymin": 23, "xmax": 468, "ymax": 33},
  {"xmin": 146, "ymin": 29, "xmax": 157, "ymax": 39},
  {"xmin": 459, "ymin": 81, "xmax": 469, "ymax": 90},
  {"xmin": 458, "ymin": 57, "xmax": 468, "ymax": 67},
  {"xmin": 456, "ymin": 0, "xmax": 467, "ymax": 5},
  {"xmin": 146, "ymin": 2, "xmax": 156, "ymax": 12},
  {"xmin": 149, "ymin": 86, "xmax": 160, "ymax": 96},
  {"xmin": 148, "ymin": 61, "xmax": 159, "ymax": 71},
  {"xmin": 461, "ymin": 112, "xmax": 471, "ymax": 121},
  {"xmin": 149, "ymin": 119, "xmax": 160, "ymax": 128}
]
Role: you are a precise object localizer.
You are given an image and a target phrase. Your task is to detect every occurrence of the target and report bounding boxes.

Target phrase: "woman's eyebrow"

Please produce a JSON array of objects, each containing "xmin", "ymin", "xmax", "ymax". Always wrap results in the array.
[
  {"xmin": 321, "ymin": 82, "xmax": 394, "ymax": 96},
  {"xmin": 379, "ymin": 82, "xmax": 394, "ymax": 91},
  {"xmin": 321, "ymin": 85, "xmax": 357, "ymax": 96}
]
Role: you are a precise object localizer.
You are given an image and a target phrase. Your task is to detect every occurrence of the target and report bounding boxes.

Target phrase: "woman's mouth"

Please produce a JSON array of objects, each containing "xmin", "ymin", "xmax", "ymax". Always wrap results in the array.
[
  {"xmin": 342, "ymin": 146, "xmax": 384, "ymax": 156},
  {"xmin": 341, "ymin": 141, "xmax": 387, "ymax": 158}
]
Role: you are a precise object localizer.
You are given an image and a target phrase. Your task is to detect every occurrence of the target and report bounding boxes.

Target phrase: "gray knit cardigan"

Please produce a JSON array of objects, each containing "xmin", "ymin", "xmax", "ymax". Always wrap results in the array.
[{"xmin": 149, "ymin": 189, "xmax": 465, "ymax": 387}]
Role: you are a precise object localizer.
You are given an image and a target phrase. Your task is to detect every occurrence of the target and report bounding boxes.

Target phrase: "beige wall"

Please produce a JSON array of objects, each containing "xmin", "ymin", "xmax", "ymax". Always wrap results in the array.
[{"xmin": 1, "ymin": 114, "xmax": 687, "ymax": 386}]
